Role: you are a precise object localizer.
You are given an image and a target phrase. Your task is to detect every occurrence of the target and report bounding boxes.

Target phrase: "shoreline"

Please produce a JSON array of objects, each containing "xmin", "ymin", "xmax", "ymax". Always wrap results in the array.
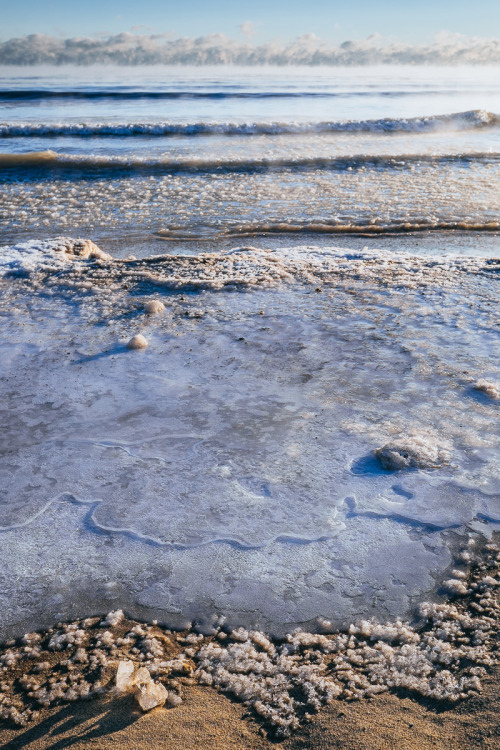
[
  {"xmin": 1, "ymin": 666, "xmax": 499, "ymax": 749},
  {"xmin": 0, "ymin": 535, "xmax": 498, "ymax": 745}
]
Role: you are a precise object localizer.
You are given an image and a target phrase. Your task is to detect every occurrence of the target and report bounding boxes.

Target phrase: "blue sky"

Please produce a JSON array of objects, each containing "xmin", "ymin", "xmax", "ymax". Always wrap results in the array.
[{"xmin": 0, "ymin": 0, "xmax": 499, "ymax": 43}]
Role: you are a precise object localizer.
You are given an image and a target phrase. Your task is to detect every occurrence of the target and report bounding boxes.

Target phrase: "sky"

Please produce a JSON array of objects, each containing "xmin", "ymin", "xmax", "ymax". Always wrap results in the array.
[{"xmin": 1, "ymin": 0, "xmax": 499, "ymax": 45}]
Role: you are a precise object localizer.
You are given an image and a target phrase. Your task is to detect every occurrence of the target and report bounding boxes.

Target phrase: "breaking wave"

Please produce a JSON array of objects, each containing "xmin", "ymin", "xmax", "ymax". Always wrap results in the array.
[
  {"xmin": 1, "ymin": 149, "xmax": 499, "ymax": 176},
  {"xmin": 1, "ymin": 110, "xmax": 498, "ymax": 137}
]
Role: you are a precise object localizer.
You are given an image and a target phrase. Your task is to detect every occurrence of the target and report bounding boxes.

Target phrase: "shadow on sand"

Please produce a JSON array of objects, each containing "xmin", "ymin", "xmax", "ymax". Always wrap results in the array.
[{"xmin": 0, "ymin": 694, "xmax": 141, "ymax": 750}]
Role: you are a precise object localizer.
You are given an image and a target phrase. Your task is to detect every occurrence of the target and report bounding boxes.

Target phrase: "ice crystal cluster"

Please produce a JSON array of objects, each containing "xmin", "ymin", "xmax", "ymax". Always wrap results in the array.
[
  {"xmin": 195, "ymin": 545, "xmax": 499, "ymax": 736},
  {"xmin": 0, "ymin": 612, "xmax": 187, "ymax": 727}
]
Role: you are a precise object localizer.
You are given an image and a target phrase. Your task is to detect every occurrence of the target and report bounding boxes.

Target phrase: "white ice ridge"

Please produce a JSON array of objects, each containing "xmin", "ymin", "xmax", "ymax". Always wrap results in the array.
[
  {"xmin": 1, "ymin": 237, "xmax": 500, "ymax": 636},
  {"xmin": 0, "ymin": 236, "xmax": 498, "ymax": 287},
  {"xmin": 0, "ymin": 237, "xmax": 110, "ymax": 277}
]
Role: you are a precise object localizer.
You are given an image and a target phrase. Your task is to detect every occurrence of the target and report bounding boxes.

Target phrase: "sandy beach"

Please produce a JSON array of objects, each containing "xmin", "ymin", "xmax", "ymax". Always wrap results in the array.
[{"xmin": 0, "ymin": 659, "xmax": 498, "ymax": 749}]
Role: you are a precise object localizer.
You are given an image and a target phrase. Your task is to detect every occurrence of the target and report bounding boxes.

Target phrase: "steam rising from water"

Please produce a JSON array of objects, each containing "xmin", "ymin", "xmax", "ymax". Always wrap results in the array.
[{"xmin": 1, "ymin": 32, "xmax": 500, "ymax": 66}]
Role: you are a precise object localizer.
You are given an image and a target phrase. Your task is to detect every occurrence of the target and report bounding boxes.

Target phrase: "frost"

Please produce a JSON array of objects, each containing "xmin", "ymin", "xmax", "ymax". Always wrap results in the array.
[{"xmin": 100, "ymin": 610, "xmax": 125, "ymax": 628}]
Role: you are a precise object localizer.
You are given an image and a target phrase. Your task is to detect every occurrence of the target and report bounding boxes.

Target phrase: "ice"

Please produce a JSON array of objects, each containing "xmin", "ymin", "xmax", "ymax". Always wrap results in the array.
[
  {"xmin": 135, "ymin": 680, "xmax": 169, "ymax": 712},
  {"xmin": 0, "ymin": 237, "xmax": 110, "ymax": 277},
  {"xmin": 115, "ymin": 660, "xmax": 169, "ymax": 711},
  {"xmin": 144, "ymin": 300, "xmax": 165, "ymax": 315},
  {"xmin": 126, "ymin": 333, "xmax": 148, "ymax": 349},
  {"xmin": 115, "ymin": 659, "xmax": 135, "ymax": 691},
  {"xmin": 473, "ymin": 379, "xmax": 500, "ymax": 400},
  {"xmin": 374, "ymin": 435, "xmax": 451, "ymax": 470},
  {"xmin": 0, "ymin": 240, "xmax": 499, "ymax": 637}
]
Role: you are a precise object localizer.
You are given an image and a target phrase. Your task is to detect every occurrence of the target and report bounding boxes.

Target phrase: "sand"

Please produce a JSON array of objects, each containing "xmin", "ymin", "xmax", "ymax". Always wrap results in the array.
[{"xmin": 0, "ymin": 665, "xmax": 498, "ymax": 750}]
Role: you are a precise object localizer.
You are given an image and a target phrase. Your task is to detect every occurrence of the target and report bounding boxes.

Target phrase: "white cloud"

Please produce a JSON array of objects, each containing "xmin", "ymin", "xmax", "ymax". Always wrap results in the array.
[{"xmin": 0, "ymin": 31, "xmax": 499, "ymax": 65}]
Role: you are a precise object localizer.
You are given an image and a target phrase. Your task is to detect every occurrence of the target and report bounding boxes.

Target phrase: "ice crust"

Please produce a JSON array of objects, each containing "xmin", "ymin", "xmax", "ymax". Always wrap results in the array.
[
  {"xmin": 0, "ymin": 239, "xmax": 499, "ymax": 636},
  {"xmin": 0, "ymin": 237, "xmax": 110, "ymax": 277}
]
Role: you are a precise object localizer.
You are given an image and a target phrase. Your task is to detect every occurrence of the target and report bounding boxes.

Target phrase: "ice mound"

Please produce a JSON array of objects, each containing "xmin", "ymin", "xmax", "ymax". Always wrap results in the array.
[
  {"xmin": 126, "ymin": 334, "xmax": 148, "ymax": 349},
  {"xmin": 473, "ymin": 379, "xmax": 500, "ymax": 400},
  {"xmin": 0, "ymin": 237, "xmax": 111, "ymax": 278},
  {"xmin": 374, "ymin": 435, "xmax": 451, "ymax": 470},
  {"xmin": 144, "ymin": 300, "xmax": 165, "ymax": 315}
]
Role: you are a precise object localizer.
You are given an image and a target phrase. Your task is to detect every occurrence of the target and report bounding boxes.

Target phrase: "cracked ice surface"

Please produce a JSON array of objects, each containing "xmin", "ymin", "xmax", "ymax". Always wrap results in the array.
[{"xmin": 0, "ymin": 239, "xmax": 499, "ymax": 636}]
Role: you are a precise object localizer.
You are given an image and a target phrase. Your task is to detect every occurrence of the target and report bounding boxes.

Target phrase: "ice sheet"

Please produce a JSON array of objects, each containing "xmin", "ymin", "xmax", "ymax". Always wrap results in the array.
[{"xmin": 0, "ymin": 239, "xmax": 499, "ymax": 636}]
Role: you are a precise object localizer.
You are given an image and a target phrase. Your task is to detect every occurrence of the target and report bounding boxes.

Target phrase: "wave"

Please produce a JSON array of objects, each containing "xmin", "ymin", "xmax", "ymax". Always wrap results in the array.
[
  {"xmin": 0, "ymin": 89, "xmax": 495, "ymax": 101},
  {"xmin": 157, "ymin": 221, "xmax": 500, "ymax": 239},
  {"xmin": 0, "ymin": 89, "xmax": 339, "ymax": 101},
  {"xmin": 1, "ymin": 149, "xmax": 499, "ymax": 176},
  {"xmin": 1, "ymin": 110, "xmax": 498, "ymax": 138}
]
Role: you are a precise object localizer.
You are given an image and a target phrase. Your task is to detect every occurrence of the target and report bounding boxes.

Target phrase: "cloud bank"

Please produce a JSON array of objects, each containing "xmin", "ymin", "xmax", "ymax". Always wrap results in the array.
[{"xmin": 0, "ymin": 31, "xmax": 499, "ymax": 66}]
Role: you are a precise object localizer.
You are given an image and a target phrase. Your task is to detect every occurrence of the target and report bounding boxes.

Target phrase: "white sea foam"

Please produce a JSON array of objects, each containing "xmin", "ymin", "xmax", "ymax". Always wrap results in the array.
[{"xmin": 2, "ymin": 149, "xmax": 499, "ymax": 241}]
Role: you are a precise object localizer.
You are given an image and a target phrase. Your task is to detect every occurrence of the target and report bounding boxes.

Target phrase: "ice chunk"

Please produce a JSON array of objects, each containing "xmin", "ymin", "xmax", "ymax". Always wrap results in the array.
[
  {"xmin": 126, "ymin": 334, "xmax": 148, "ymax": 350},
  {"xmin": 115, "ymin": 659, "xmax": 135, "ymax": 691},
  {"xmin": 374, "ymin": 435, "xmax": 450, "ymax": 470},
  {"xmin": 144, "ymin": 300, "xmax": 165, "ymax": 315},
  {"xmin": 115, "ymin": 661, "xmax": 169, "ymax": 711},
  {"xmin": 131, "ymin": 667, "xmax": 153, "ymax": 688},
  {"xmin": 473, "ymin": 380, "xmax": 500, "ymax": 399},
  {"xmin": 135, "ymin": 680, "xmax": 169, "ymax": 711}
]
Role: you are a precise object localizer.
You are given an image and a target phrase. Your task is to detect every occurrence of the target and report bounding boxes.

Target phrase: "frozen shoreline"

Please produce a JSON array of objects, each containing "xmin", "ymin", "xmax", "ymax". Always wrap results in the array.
[
  {"xmin": 0, "ymin": 238, "xmax": 499, "ymax": 640},
  {"xmin": 0, "ymin": 536, "xmax": 498, "ymax": 737}
]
